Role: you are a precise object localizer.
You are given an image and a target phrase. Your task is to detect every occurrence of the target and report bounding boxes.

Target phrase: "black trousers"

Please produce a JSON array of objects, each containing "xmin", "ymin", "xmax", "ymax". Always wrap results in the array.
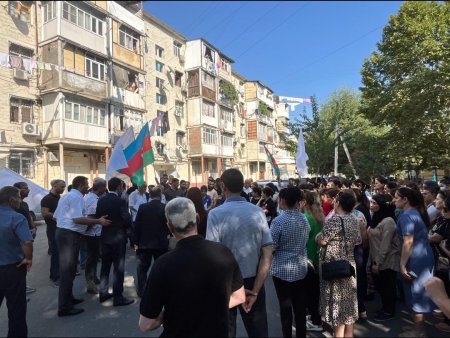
[
  {"xmin": 56, "ymin": 228, "xmax": 82, "ymax": 311},
  {"xmin": 136, "ymin": 248, "xmax": 167, "ymax": 297},
  {"xmin": 99, "ymin": 242, "xmax": 126, "ymax": 301},
  {"xmin": 47, "ymin": 228, "xmax": 59, "ymax": 282},
  {"xmin": 374, "ymin": 268, "xmax": 397, "ymax": 315},
  {"xmin": 272, "ymin": 276, "xmax": 307, "ymax": 338},
  {"xmin": 85, "ymin": 235, "xmax": 100, "ymax": 283},
  {"xmin": 0, "ymin": 264, "xmax": 27, "ymax": 338},
  {"xmin": 354, "ymin": 245, "xmax": 367, "ymax": 313},
  {"xmin": 228, "ymin": 277, "xmax": 268, "ymax": 338},
  {"xmin": 305, "ymin": 265, "xmax": 321, "ymax": 325}
]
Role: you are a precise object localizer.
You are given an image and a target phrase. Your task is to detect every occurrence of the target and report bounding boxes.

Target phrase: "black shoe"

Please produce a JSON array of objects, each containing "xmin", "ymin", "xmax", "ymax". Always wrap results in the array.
[
  {"xmin": 58, "ymin": 308, "xmax": 84, "ymax": 317},
  {"xmin": 113, "ymin": 297, "xmax": 134, "ymax": 307},
  {"xmin": 71, "ymin": 298, "xmax": 84, "ymax": 305},
  {"xmin": 99, "ymin": 292, "xmax": 113, "ymax": 303},
  {"xmin": 94, "ymin": 277, "xmax": 101, "ymax": 285},
  {"xmin": 373, "ymin": 312, "xmax": 395, "ymax": 322}
]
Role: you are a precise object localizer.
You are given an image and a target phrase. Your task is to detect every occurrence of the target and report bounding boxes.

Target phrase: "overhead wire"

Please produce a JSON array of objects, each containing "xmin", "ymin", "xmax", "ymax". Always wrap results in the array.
[
  {"xmin": 182, "ymin": 1, "xmax": 223, "ymax": 38},
  {"xmin": 205, "ymin": 2, "xmax": 248, "ymax": 42}
]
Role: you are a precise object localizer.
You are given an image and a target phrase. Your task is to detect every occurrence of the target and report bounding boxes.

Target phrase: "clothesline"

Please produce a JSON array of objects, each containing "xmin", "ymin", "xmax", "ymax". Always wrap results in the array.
[{"xmin": 0, "ymin": 51, "xmax": 76, "ymax": 73}]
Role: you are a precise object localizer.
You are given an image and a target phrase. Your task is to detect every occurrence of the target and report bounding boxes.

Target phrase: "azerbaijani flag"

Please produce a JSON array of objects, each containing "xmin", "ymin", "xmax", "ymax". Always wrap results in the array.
[
  {"xmin": 264, "ymin": 145, "xmax": 280, "ymax": 178},
  {"xmin": 119, "ymin": 122, "xmax": 155, "ymax": 186}
]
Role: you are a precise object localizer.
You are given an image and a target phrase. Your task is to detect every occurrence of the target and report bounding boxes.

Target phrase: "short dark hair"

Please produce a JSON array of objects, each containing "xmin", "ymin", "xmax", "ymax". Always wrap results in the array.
[
  {"xmin": 171, "ymin": 178, "xmax": 179, "ymax": 184},
  {"xmin": 252, "ymin": 186, "xmax": 262, "ymax": 196},
  {"xmin": 336, "ymin": 191, "xmax": 356, "ymax": 213},
  {"xmin": 0, "ymin": 186, "xmax": 20, "ymax": 204},
  {"xmin": 279, "ymin": 186, "xmax": 304, "ymax": 208},
  {"xmin": 108, "ymin": 177, "xmax": 122, "ymax": 192},
  {"xmin": 423, "ymin": 180, "xmax": 439, "ymax": 195},
  {"xmin": 221, "ymin": 168, "xmax": 244, "ymax": 193},
  {"xmin": 200, "ymin": 185, "xmax": 207, "ymax": 192},
  {"xmin": 375, "ymin": 176, "xmax": 388, "ymax": 185},
  {"xmin": 149, "ymin": 187, "xmax": 162, "ymax": 199},
  {"xmin": 13, "ymin": 182, "xmax": 27, "ymax": 189},
  {"xmin": 262, "ymin": 186, "xmax": 274, "ymax": 197},
  {"xmin": 328, "ymin": 178, "xmax": 342, "ymax": 188},
  {"xmin": 72, "ymin": 176, "xmax": 88, "ymax": 190},
  {"xmin": 180, "ymin": 180, "xmax": 186, "ymax": 185}
]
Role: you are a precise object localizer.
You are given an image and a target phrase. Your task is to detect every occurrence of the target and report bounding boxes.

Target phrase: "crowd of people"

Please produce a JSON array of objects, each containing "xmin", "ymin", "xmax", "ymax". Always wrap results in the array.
[{"xmin": 1, "ymin": 170, "xmax": 450, "ymax": 337}]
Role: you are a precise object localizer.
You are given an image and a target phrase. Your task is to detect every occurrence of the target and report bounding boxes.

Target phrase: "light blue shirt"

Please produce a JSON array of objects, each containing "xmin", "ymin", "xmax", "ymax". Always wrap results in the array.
[
  {"xmin": 54, "ymin": 189, "xmax": 87, "ymax": 234},
  {"xmin": 0, "ymin": 205, "xmax": 33, "ymax": 265},
  {"xmin": 206, "ymin": 196, "xmax": 272, "ymax": 278},
  {"xmin": 84, "ymin": 192, "xmax": 102, "ymax": 237}
]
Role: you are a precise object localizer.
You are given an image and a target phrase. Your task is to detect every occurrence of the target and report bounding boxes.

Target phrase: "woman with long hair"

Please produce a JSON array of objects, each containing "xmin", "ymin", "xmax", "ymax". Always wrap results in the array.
[
  {"xmin": 259, "ymin": 186, "xmax": 277, "ymax": 226},
  {"xmin": 395, "ymin": 187, "xmax": 435, "ymax": 337},
  {"xmin": 186, "ymin": 187, "xmax": 208, "ymax": 237},
  {"xmin": 368, "ymin": 194, "xmax": 400, "ymax": 321},
  {"xmin": 316, "ymin": 191, "xmax": 361, "ymax": 338},
  {"xmin": 303, "ymin": 191, "xmax": 324, "ymax": 331}
]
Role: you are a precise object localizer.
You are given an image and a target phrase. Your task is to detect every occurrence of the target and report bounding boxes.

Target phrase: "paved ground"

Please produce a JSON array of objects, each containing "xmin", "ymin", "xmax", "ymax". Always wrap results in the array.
[{"xmin": 1, "ymin": 223, "xmax": 448, "ymax": 337}]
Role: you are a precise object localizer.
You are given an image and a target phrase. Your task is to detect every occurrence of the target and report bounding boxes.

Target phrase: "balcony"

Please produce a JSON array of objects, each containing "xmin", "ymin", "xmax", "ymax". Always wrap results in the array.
[
  {"xmin": 220, "ymin": 146, "xmax": 234, "ymax": 157},
  {"xmin": 218, "ymin": 95, "xmax": 233, "ymax": 109},
  {"xmin": 62, "ymin": 71, "xmax": 107, "ymax": 99},
  {"xmin": 111, "ymin": 86, "xmax": 145, "ymax": 110},
  {"xmin": 220, "ymin": 120, "xmax": 234, "ymax": 133},
  {"xmin": 42, "ymin": 120, "xmax": 109, "ymax": 146}
]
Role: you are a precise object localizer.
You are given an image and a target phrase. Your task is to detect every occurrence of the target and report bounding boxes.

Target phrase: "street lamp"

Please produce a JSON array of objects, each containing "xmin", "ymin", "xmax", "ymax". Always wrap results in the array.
[{"xmin": 431, "ymin": 166, "xmax": 438, "ymax": 182}]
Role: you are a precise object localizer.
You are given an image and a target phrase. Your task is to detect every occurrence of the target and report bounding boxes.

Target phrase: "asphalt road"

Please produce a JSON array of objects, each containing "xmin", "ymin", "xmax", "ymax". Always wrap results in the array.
[{"xmin": 0, "ymin": 223, "xmax": 447, "ymax": 337}]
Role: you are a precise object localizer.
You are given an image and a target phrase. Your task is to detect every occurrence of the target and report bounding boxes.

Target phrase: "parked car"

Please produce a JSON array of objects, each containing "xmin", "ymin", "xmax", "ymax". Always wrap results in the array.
[{"xmin": 255, "ymin": 180, "xmax": 288, "ymax": 191}]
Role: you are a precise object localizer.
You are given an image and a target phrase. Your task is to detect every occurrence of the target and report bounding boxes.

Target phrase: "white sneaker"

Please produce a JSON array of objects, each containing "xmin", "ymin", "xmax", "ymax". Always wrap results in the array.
[{"xmin": 306, "ymin": 319, "xmax": 323, "ymax": 332}]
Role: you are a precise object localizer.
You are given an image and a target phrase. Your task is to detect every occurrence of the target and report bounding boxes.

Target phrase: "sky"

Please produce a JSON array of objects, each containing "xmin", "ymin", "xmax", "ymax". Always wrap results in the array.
[{"xmin": 144, "ymin": 1, "xmax": 403, "ymax": 118}]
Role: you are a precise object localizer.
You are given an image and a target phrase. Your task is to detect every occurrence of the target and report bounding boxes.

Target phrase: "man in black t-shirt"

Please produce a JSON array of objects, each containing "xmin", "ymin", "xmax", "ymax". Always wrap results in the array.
[
  {"xmin": 41, "ymin": 179, "xmax": 66, "ymax": 285},
  {"xmin": 139, "ymin": 198, "xmax": 245, "ymax": 337}
]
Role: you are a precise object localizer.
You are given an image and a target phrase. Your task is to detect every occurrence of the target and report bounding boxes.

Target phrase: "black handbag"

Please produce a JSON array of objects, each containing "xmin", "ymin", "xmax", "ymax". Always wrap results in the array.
[{"xmin": 321, "ymin": 217, "xmax": 356, "ymax": 281}]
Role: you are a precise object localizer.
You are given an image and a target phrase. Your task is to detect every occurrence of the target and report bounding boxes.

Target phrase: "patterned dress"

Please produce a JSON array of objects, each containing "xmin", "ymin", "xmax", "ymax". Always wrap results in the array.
[{"xmin": 319, "ymin": 214, "xmax": 361, "ymax": 326}]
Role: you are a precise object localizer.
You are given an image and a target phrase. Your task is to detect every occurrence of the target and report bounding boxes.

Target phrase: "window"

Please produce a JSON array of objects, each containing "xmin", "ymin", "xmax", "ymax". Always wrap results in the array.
[
  {"xmin": 8, "ymin": 1, "xmax": 31, "ymax": 22},
  {"xmin": 221, "ymin": 108, "xmax": 233, "ymax": 124},
  {"xmin": 65, "ymin": 100, "xmax": 105, "ymax": 126},
  {"xmin": 221, "ymin": 59, "xmax": 230, "ymax": 72},
  {"xmin": 175, "ymin": 101, "xmax": 184, "ymax": 117},
  {"xmin": 155, "ymin": 45, "xmax": 164, "ymax": 58},
  {"xmin": 201, "ymin": 100, "xmax": 215, "ymax": 118},
  {"xmin": 258, "ymin": 123, "xmax": 266, "ymax": 139},
  {"xmin": 10, "ymin": 97, "xmax": 33, "ymax": 123},
  {"xmin": 221, "ymin": 134, "xmax": 233, "ymax": 147},
  {"xmin": 156, "ymin": 142, "xmax": 165, "ymax": 156},
  {"xmin": 62, "ymin": 2, "xmax": 105, "ymax": 36},
  {"xmin": 156, "ymin": 93, "xmax": 166, "ymax": 105},
  {"xmin": 9, "ymin": 43, "xmax": 33, "ymax": 71},
  {"xmin": 9, "ymin": 151, "xmax": 34, "ymax": 178},
  {"xmin": 119, "ymin": 25, "xmax": 139, "ymax": 53},
  {"xmin": 259, "ymin": 143, "xmax": 266, "ymax": 154},
  {"xmin": 204, "ymin": 45, "xmax": 215, "ymax": 62},
  {"xmin": 202, "ymin": 70, "xmax": 215, "ymax": 89},
  {"xmin": 42, "ymin": 1, "xmax": 56, "ymax": 23},
  {"xmin": 175, "ymin": 71, "xmax": 182, "ymax": 87},
  {"xmin": 155, "ymin": 61, "xmax": 164, "ymax": 72},
  {"xmin": 173, "ymin": 41, "xmax": 182, "ymax": 57},
  {"xmin": 85, "ymin": 53, "xmax": 105, "ymax": 81},
  {"xmin": 156, "ymin": 77, "xmax": 164, "ymax": 89},
  {"xmin": 176, "ymin": 132, "xmax": 185, "ymax": 146},
  {"xmin": 156, "ymin": 110, "xmax": 165, "ymax": 136},
  {"xmin": 202, "ymin": 127, "xmax": 217, "ymax": 145}
]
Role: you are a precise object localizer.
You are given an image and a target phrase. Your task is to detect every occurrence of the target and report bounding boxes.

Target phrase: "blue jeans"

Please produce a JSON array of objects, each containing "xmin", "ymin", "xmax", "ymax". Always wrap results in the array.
[{"xmin": 228, "ymin": 276, "xmax": 268, "ymax": 338}]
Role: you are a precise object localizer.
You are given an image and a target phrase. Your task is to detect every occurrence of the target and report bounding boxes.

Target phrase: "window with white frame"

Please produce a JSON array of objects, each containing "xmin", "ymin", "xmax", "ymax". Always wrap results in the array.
[
  {"xmin": 173, "ymin": 41, "xmax": 182, "ymax": 57},
  {"xmin": 201, "ymin": 100, "xmax": 215, "ymax": 118},
  {"xmin": 155, "ymin": 45, "xmax": 164, "ymax": 58},
  {"xmin": 113, "ymin": 106, "xmax": 143, "ymax": 131},
  {"xmin": 259, "ymin": 143, "xmax": 266, "ymax": 154},
  {"xmin": 156, "ymin": 77, "xmax": 164, "ymax": 89},
  {"xmin": 221, "ymin": 133, "xmax": 233, "ymax": 147},
  {"xmin": 62, "ymin": 2, "xmax": 104, "ymax": 36},
  {"xmin": 9, "ymin": 43, "xmax": 33, "ymax": 71},
  {"xmin": 156, "ymin": 93, "xmax": 166, "ymax": 105},
  {"xmin": 202, "ymin": 127, "xmax": 217, "ymax": 145},
  {"xmin": 221, "ymin": 59, "xmax": 230, "ymax": 72},
  {"xmin": 258, "ymin": 123, "xmax": 266, "ymax": 139},
  {"xmin": 221, "ymin": 108, "xmax": 233, "ymax": 124},
  {"xmin": 156, "ymin": 110, "xmax": 165, "ymax": 136},
  {"xmin": 65, "ymin": 100, "xmax": 106, "ymax": 126},
  {"xmin": 155, "ymin": 61, "xmax": 164, "ymax": 72},
  {"xmin": 42, "ymin": 1, "xmax": 56, "ymax": 23},
  {"xmin": 9, "ymin": 151, "xmax": 34, "ymax": 178},
  {"xmin": 202, "ymin": 70, "xmax": 215, "ymax": 89},
  {"xmin": 118, "ymin": 25, "xmax": 139, "ymax": 52},
  {"xmin": 85, "ymin": 53, "xmax": 105, "ymax": 81},
  {"xmin": 10, "ymin": 97, "xmax": 33, "ymax": 123},
  {"xmin": 175, "ymin": 101, "xmax": 184, "ymax": 117}
]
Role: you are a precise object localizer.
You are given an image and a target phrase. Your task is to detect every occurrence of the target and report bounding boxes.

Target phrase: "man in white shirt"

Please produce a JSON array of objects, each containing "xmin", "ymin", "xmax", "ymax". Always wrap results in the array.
[
  {"xmin": 128, "ymin": 183, "xmax": 148, "ymax": 222},
  {"xmin": 54, "ymin": 176, "xmax": 111, "ymax": 317},
  {"xmin": 243, "ymin": 179, "xmax": 253, "ymax": 196}
]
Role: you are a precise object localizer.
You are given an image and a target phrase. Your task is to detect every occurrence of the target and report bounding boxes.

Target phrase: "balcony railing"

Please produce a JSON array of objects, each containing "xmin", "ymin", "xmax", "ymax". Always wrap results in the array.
[{"xmin": 111, "ymin": 86, "xmax": 145, "ymax": 110}]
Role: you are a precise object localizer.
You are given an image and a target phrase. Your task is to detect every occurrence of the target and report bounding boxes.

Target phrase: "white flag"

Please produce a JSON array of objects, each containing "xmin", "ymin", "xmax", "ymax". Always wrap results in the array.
[
  {"xmin": 296, "ymin": 128, "xmax": 309, "ymax": 177},
  {"xmin": 105, "ymin": 127, "xmax": 135, "ymax": 182}
]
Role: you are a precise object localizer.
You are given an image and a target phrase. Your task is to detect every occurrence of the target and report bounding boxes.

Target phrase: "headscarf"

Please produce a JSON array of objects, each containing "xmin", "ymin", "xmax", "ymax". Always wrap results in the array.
[{"xmin": 369, "ymin": 194, "xmax": 396, "ymax": 228}]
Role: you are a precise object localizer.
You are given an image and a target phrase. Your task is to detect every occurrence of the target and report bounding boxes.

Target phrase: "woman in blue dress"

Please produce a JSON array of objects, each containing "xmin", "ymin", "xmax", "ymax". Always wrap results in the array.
[{"xmin": 395, "ymin": 187, "xmax": 435, "ymax": 337}]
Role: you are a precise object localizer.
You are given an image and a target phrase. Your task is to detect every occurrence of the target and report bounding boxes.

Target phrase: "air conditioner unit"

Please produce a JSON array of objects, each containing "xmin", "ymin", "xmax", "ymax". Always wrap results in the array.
[
  {"xmin": 48, "ymin": 152, "xmax": 59, "ymax": 162},
  {"xmin": 22, "ymin": 123, "xmax": 39, "ymax": 136},
  {"xmin": 179, "ymin": 55, "xmax": 185, "ymax": 63},
  {"xmin": 13, "ymin": 68, "xmax": 29, "ymax": 81}
]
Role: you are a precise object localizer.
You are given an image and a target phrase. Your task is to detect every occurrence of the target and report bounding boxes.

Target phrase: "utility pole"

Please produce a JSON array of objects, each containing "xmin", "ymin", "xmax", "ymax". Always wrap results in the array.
[
  {"xmin": 334, "ymin": 126, "xmax": 339, "ymax": 176},
  {"xmin": 340, "ymin": 134, "xmax": 358, "ymax": 179}
]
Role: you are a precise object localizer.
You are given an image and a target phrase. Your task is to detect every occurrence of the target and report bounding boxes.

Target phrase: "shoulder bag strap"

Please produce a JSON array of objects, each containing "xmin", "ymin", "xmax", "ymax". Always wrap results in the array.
[{"xmin": 339, "ymin": 216, "xmax": 350, "ymax": 257}]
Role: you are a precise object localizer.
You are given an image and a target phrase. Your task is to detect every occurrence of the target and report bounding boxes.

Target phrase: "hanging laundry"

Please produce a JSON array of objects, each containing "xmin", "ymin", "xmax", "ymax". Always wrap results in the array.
[
  {"xmin": 30, "ymin": 60, "xmax": 37, "ymax": 70},
  {"xmin": 37, "ymin": 61, "xmax": 45, "ymax": 70},
  {"xmin": 44, "ymin": 63, "xmax": 52, "ymax": 70},
  {"xmin": 149, "ymin": 115, "xmax": 161, "ymax": 136},
  {"xmin": 0, "ymin": 52, "xmax": 10, "ymax": 68},
  {"xmin": 9, "ymin": 55, "xmax": 22, "ymax": 69},
  {"xmin": 22, "ymin": 58, "xmax": 32, "ymax": 73}
]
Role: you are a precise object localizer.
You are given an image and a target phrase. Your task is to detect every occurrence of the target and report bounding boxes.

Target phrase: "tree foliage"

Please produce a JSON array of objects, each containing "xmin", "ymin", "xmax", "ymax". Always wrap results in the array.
[{"xmin": 360, "ymin": 1, "xmax": 450, "ymax": 170}]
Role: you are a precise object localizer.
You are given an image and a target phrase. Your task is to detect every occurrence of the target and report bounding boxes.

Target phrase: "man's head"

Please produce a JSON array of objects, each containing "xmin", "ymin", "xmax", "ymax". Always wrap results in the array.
[
  {"xmin": 13, "ymin": 182, "xmax": 30, "ymax": 199},
  {"xmin": 149, "ymin": 187, "xmax": 162, "ymax": 200},
  {"xmin": 138, "ymin": 182, "xmax": 147, "ymax": 194},
  {"xmin": 244, "ymin": 179, "xmax": 252, "ymax": 189},
  {"xmin": 71, "ymin": 176, "xmax": 89, "ymax": 195},
  {"xmin": 92, "ymin": 178, "xmax": 107, "ymax": 196},
  {"xmin": 161, "ymin": 174, "xmax": 168, "ymax": 184},
  {"xmin": 180, "ymin": 180, "xmax": 187, "ymax": 190},
  {"xmin": 171, "ymin": 178, "xmax": 179, "ymax": 190},
  {"xmin": 168, "ymin": 175, "xmax": 174, "ymax": 184},
  {"xmin": 221, "ymin": 169, "xmax": 244, "ymax": 196},
  {"xmin": 50, "ymin": 179, "xmax": 66, "ymax": 195},
  {"xmin": 0, "ymin": 186, "xmax": 21, "ymax": 209},
  {"xmin": 207, "ymin": 177, "xmax": 215, "ymax": 190},
  {"xmin": 108, "ymin": 177, "xmax": 124, "ymax": 194},
  {"xmin": 165, "ymin": 197, "xmax": 197, "ymax": 235},
  {"xmin": 422, "ymin": 180, "xmax": 439, "ymax": 205},
  {"xmin": 327, "ymin": 178, "xmax": 342, "ymax": 189}
]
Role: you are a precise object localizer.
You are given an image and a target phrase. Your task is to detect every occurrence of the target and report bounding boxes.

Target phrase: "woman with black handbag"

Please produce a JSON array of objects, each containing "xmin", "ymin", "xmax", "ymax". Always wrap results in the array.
[{"xmin": 316, "ymin": 191, "xmax": 361, "ymax": 338}]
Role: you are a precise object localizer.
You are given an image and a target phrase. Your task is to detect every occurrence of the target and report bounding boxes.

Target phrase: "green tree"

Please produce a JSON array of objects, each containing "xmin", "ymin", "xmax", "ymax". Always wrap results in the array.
[{"xmin": 360, "ymin": 1, "xmax": 450, "ymax": 171}]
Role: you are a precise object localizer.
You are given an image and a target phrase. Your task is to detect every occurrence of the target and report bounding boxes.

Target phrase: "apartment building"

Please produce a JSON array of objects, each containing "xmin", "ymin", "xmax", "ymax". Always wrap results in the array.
[
  {"xmin": 142, "ymin": 12, "xmax": 188, "ymax": 182},
  {"xmin": 273, "ymin": 100, "xmax": 296, "ymax": 178},
  {"xmin": 0, "ymin": 1, "xmax": 43, "ymax": 184}
]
